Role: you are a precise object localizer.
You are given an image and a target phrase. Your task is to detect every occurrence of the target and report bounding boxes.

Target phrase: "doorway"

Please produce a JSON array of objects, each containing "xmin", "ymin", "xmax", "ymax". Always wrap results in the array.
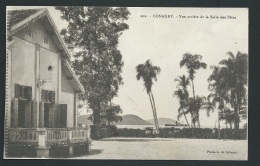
[
  {"xmin": 44, "ymin": 103, "xmax": 50, "ymax": 128},
  {"xmin": 18, "ymin": 100, "xmax": 26, "ymax": 128}
]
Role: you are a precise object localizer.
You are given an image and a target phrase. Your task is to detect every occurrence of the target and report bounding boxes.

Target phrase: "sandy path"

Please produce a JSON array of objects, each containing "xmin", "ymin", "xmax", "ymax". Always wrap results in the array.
[{"xmin": 75, "ymin": 138, "xmax": 247, "ymax": 160}]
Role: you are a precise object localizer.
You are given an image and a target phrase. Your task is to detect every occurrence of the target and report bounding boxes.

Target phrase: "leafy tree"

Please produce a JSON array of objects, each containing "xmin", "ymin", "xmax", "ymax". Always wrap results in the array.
[
  {"xmin": 101, "ymin": 104, "xmax": 123, "ymax": 125},
  {"xmin": 136, "ymin": 60, "xmax": 161, "ymax": 134},
  {"xmin": 173, "ymin": 75, "xmax": 190, "ymax": 128},
  {"xmin": 180, "ymin": 53, "xmax": 207, "ymax": 127},
  {"xmin": 219, "ymin": 108, "xmax": 236, "ymax": 129},
  {"xmin": 55, "ymin": 7, "xmax": 130, "ymax": 129},
  {"xmin": 218, "ymin": 51, "xmax": 248, "ymax": 129},
  {"xmin": 207, "ymin": 52, "xmax": 248, "ymax": 129}
]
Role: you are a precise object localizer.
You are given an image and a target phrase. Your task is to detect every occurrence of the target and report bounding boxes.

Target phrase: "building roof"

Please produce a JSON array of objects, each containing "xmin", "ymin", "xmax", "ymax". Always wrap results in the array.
[
  {"xmin": 8, "ymin": 9, "xmax": 42, "ymax": 27},
  {"xmin": 8, "ymin": 8, "xmax": 85, "ymax": 93}
]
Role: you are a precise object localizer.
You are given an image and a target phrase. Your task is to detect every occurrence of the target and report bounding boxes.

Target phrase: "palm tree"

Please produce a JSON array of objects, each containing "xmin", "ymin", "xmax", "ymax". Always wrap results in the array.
[
  {"xmin": 175, "ymin": 75, "xmax": 190, "ymax": 91},
  {"xmin": 174, "ymin": 75, "xmax": 190, "ymax": 128},
  {"xmin": 180, "ymin": 53, "xmax": 207, "ymax": 128},
  {"xmin": 207, "ymin": 65, "xmax": 232, "ymax": 139},
  {"xmin": 186, "ymin": 96, "xmax": 206, "ymax": 128},
  {"xmin": 218, "ymin": 51, "xmax": 248, "ymax": 129},
  {"xmin": 174, "ymin": 89, "xmax": 190, "ymax": 128},
  {"xmin": 136, "ymin": 60, "xmax": 161, "ymax": 134}
]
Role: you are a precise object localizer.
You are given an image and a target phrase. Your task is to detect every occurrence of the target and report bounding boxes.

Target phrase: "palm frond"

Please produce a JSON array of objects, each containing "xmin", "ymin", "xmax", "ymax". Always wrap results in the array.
[
  {"xmin": 136, "ymin": 73, "xmax": 142, "ymax": 80},
  {"xmin": 226, "ymin": 51, "xmax": 235, "ymax": 58},
  {"xmin": 200, "ymin": 62, "xmax": 207, "ymax": 69}
]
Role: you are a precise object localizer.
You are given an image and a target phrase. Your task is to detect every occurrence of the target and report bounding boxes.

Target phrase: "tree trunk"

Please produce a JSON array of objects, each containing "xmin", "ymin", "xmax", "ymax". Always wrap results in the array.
[
  {"xmin": 93, "ymin": 106, "xmax": 101, "ymax": 125},
  {"xmin": 197, "ymin": 111, "xmax": 201, "ymax": 128},
  {"xmin": 191, "ymin": 113, "xmax": 195, "ymax": 128},
  {"xmin": 218, "ymin": 118, "xmax": 221, "ymax": 140},
  {"xmin": 148, "ymin": 92, "xmax": 158, "ymax": 134},
  {"xmin": 93, "ymin": 103, "xmax": 101, "ymax": 139},
  {"xmin": 234, "ymin": 93, "xmax": 239, "ymax": 129},
  {"xmin": 151, "ymin": 90, "xmax": 159, "ymax": 134},
  {"xmin": 191, "ymin": 79, "xmax": 200, "ymax": 128},
  {"xmin": 191, "ymin": 80, "xmax": 196, "ymax": 99},
  {"xmin": 183, "ymin": 109, "xmax": 190, "ymax": 128}
]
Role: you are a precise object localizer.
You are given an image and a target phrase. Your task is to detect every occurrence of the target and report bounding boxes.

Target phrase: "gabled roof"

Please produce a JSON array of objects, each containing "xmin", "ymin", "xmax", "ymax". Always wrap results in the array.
[
  {"xmin": 8, "ymin": 8, "xmax": 85, "ymax": 93},
  {"xmin": 8, "ymin": 8, "xmax": 71, "ymax": 60},
  {"xmin": 8, "ymin": 9, "xmax": 42, "ymax": 27}
]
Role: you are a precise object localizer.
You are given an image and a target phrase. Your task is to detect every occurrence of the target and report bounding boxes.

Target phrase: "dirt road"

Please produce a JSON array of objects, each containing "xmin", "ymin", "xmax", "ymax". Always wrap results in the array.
[{"xmin": 75, "ymin": 137, "xmax": 247, "ymax": 160}]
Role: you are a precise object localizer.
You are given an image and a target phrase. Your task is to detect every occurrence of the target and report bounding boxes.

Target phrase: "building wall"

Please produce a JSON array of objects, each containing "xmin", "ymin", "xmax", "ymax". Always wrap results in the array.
[
  {"xmin": 39, "ymin": 47, "xmax": 59, "ymax": 102},
  {"xmin": 15, "ymin": 21, "xmax": 58, "ymax": 52},
  {"xmin": 60, "ymin": 91, "xmax": 74, "ymax": 128},
  {"xmin": 11, "ymin": 37, "xmax": 36, "ymax": 100},
  {"xmin": 60, "ymin": 68, "xmax": 77, "ymax": 128},
  {"xmin": 10, "ymin": 20, "xmax": 77, "ymax": 128},
  {"xmin": 61, "ymin": 67, "xmax": 75, "ymax": 93}
]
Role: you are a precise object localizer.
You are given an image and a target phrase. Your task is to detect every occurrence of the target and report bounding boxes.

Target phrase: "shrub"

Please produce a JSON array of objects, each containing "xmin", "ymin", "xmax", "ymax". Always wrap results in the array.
[
  {"xmin": 221, "ymin": 129, "xmax": 247, "ymax": 140},
  {"xmin": 116, "ymin": 127, "xmax": 247, "ymax": 140},
  {"xmin": 116, "ymin": 128, "xmax": 146, "ymax": 137},
  {"xmin": 90, "ymin": 124, "xmax": 118, "ymax": 140}
]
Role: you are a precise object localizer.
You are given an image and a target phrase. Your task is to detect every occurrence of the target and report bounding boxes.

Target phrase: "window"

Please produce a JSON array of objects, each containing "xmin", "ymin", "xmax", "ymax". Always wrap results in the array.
[
  {"xmin": 24, "ymin": 30, "xmax": 33, "ymax": 41},
  {"xmin": 25, "ymin": 30, "xmax": 32, "ymax": 37},
  {"xmin": 13, "ymin": 84, "xmax": 33, "ymax": 128},
  {"xmin": 39, "ymin": 102, "xmax": 55, "ymax": 128},
  {"xmin": 41, "ymin": 89, "xmax": 55, "ymax": 103},
  {"xmin": 44, "ymin": 35, "xmax": 49, "ymax": 44},
  {"xmin": 15, "ymin": 84, "xmax": 32, "ymax": 100}
]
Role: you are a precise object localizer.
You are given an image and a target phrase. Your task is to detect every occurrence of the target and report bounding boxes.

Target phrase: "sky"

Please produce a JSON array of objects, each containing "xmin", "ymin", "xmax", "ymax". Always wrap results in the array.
[{"xmin": 8, "ymin": 7, "xmax": 248, "ymax": 127}]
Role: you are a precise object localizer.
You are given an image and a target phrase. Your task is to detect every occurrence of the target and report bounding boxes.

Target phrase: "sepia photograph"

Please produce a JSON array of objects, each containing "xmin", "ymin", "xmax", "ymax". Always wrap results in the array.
[{"xmin": 5, "ymin": 6, "xmax": 248, "ymax": 160}]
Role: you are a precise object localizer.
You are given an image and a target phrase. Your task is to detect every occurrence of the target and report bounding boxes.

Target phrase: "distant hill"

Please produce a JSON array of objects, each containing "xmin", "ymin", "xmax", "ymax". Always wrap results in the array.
[
  {"xmin": 78, "ymin": 114, "xmax": 152, "ymax": 125},
  {"xmin": 146, "ymin": 118, "xmax": 182, "ymax": 125},
  {"xmin": 116, "ymin": 114, "xmax": 152, "ymax": 125}
]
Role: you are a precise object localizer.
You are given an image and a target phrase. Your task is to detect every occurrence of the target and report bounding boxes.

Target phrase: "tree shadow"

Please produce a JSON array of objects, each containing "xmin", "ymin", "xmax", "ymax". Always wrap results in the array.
[
  {"xmin": 87, "ymin": 149, "xmax": 104, "ymax": 156},
  {"xmin": 102, "ymin": 138, "xmax": 151, "ymax": 142}
]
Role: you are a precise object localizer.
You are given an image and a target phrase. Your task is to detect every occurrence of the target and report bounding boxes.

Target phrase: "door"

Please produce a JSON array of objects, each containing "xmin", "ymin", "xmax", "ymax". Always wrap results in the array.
[
  {"xmin": 18, "ymin": 100, "xmax": 26, "ymax": 128},
  {"xmin": 59, "ymin": 104, "xmax": 67, "ymax": 128},
  {"xmin": 44, "ymin": 103, "xmax": 50, "ymax": 128}
]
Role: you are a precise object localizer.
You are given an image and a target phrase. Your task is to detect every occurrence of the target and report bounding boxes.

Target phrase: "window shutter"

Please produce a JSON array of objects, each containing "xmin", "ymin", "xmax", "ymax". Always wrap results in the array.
[
  {"xmin": 31, "ymin": 100, "xmax": 37, "ymax": 128},
  {"xmin": 11, "ymin": 98, "xmax": 19, "ymax": 128},
  {"xmin": 21, "ymin": 85, "xmax": 24, "ymax": 99},
  {"xmin": 14, "ymin": 84, "xmax": 20, "ymax": 98},
  {"xmin": 25, "ymin": 100, "xmax": 32, "ymax": 128},
  {"xmin": 24, "ymin": 86, "xmax": 32, "ymax": 100},
  {"xmin": 48, "ymin": 104, "xmax": 55, "ymax": 128},
  {"xmin": 51, "ymin": 91, "xmax": 55, "ymax": 103},
  {"xmin": 45, "ymin": 90, "xmax": 48, "ymax": 102},
  {"xmin": 47, "ymin": 91, "xmax": 50, "ymax": 102},
  {"xmin": 39, "ymin": 101, "xmax": 45, "ymax": 128},
  {"xmin": 48, "ymin": 91, "xmax": 52, "ymax": 102},
  {"xmin": 14, "ymin": 84, "xmax": 24, "ymax": 98},
  {"xmin": 54, "ymin": 104, "xmax": 60, "ymax": 128},
  {"xmin": 41, "ymin": 90, "xmax": 45, "ymax": 102}
]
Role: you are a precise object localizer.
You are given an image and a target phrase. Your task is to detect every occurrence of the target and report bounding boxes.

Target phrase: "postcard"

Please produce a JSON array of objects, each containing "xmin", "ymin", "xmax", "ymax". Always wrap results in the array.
[{"xmin": 5, "ymin": 6, "xmax": 248, "ymax": 160}]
